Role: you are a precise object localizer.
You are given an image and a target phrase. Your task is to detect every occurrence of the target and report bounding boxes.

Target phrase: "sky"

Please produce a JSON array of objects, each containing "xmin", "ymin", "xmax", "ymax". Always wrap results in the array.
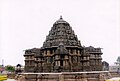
[{"xmin": 0, "ymin": 0, "xmax": 120, "ymax": 66}]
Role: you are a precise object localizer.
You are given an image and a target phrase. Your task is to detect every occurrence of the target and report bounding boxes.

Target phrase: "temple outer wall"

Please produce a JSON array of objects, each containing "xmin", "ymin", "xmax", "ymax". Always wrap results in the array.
[{"xmin": 18, "ymin": 71, "xmax": 111, "ymax": 81}]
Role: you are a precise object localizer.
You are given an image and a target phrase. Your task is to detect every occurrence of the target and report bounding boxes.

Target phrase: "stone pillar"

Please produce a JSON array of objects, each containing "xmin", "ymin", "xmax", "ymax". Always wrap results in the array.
[
  {"xmin": 59, "ymin": 74, "xmax": 64, "ymax": 81},
  {"xmin": 52, "ymin": 50, "xmax": 54, "ymax": 54},
  {"xmin": 43, "ymin": 50, "xmax": 46, "ymax": 56},
  {"xmin": 74, "ymin": 49, "xmax": 76, "ymax": 54},
  {"xmin": 63, "ymin": 61, "xmax": 65, "ymax": 66},
  {"xmin": 58, "ymin": 61, "xmax": 60, "ymax": 66},
  {"xmin": 47, "ymin": 50, "xmax": 50, "ymax": 55},
  {"xmin": 78, "ymin": 50, "xmax": 80, "ymax": 55}
]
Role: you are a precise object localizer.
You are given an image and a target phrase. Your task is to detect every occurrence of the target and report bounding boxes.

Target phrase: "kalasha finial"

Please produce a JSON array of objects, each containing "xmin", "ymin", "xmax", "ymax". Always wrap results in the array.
[{"xmin": 60, "ymin": 15, "xmax": 63, "ymax": 19}]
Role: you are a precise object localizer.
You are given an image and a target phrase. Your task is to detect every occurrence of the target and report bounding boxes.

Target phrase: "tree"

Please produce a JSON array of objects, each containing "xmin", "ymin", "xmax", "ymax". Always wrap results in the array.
[
  {"xmin": 6, "ymin": 65, "xmax": 15, "ymax": 72},
  {"xmin": 115, "ymin": 56, "xmax": 120, "ymax": 65},
  {"xmin": 0, "ymin": 65, "xmax": 4, "ymax": 73}
]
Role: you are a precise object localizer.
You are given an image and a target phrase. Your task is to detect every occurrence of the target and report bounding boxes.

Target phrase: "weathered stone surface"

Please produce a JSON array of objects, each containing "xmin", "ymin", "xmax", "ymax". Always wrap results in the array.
[
  {"xmin": 20, "ymin": 71, "xmax": 110, "ymax": 81},
  {"xmin": 24, "ymin": 16, "xmax": 103, "ymax": 72}
]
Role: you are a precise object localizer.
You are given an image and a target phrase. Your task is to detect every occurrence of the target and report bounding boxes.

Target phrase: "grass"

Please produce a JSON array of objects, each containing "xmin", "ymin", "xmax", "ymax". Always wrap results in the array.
[{"xmin": 0, "ymin": 74, "xmax": 7, "ymax": 81}]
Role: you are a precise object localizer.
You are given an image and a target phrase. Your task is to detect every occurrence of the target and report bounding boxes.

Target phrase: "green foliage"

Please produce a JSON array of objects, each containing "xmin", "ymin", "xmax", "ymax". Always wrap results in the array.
[
  {"xmin": 0, "ymin": 65, "xmax": 2, "ymax": 67},
  {"xmin": 5, "ymin": 65, "xmax": 15, "ymax": 72},
  {"xmin": 115, "ymin": 56, "xmax": 120, "ymax": 65},
  {"xmin": 117, "ymin": 56, "xmax": 120, "ymax": 63}
]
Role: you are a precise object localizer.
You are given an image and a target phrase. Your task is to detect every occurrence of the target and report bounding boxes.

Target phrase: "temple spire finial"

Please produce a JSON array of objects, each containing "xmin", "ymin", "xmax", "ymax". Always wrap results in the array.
[{"xmin": 60, "ymin": 15, "xmax": 63, "ymax": 19}]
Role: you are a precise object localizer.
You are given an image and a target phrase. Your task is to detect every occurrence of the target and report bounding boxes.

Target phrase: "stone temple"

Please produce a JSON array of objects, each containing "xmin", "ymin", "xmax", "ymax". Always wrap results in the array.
[{"xmin": 24, "ymin": 16, "xmax": 103, "ymax": 72}]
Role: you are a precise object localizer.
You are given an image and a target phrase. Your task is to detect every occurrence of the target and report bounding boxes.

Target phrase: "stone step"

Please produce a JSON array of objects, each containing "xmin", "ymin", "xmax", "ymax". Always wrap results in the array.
[{"xmin": 110, "ymin": 72, "xmax": 120, "ymax": 77}]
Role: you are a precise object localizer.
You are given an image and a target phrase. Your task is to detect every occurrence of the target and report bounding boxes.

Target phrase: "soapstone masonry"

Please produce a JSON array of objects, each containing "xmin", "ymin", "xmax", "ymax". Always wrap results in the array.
[{"xmin": 24, "ymin": 16, "xmax": 103, "ymax": 72}]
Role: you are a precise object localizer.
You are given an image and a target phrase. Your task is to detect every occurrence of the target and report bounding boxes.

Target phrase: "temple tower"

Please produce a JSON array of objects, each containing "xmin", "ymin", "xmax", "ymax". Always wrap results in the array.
[
  {"xmin": 40, "ymin": 16, "xmax": 83, "ymax": 72},
  {"xmin": 24, "ymin": 16, "xmax": 103, "ymax": 72}
]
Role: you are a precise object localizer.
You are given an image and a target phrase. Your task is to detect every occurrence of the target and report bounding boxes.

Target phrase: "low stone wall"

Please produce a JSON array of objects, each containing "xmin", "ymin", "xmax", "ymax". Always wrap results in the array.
[
  {"xmin": 18, "ymin": 71, "xmax": 111, "ymax": 81},
  {"xmin": 7, "ymin": 73, "xmax": 16, "ymax": 79},
  {"xmin": 110, "ymin": 72, "xmax": 120, "ymax": 77}
]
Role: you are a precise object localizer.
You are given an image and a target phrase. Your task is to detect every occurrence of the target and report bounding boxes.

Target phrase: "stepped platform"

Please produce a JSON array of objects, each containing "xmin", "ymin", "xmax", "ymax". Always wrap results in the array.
[
  {"xmin": 110, "ymin": 72, "xmax": 120, "ymax": 77},
  {"xmin": 18, "ymin": 71, "xmax": 111, "ymax": 81}
]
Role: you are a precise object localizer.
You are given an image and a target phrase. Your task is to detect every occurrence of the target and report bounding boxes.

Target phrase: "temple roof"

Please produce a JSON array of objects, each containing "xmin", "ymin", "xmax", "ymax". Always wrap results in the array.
[
  {"xmin": 54, "ymin": 16, "xmax": 69, "ymax": 25},
  {"xmin": 42, "ymin": 16, "xmax": 81, "ymax": 48}
]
